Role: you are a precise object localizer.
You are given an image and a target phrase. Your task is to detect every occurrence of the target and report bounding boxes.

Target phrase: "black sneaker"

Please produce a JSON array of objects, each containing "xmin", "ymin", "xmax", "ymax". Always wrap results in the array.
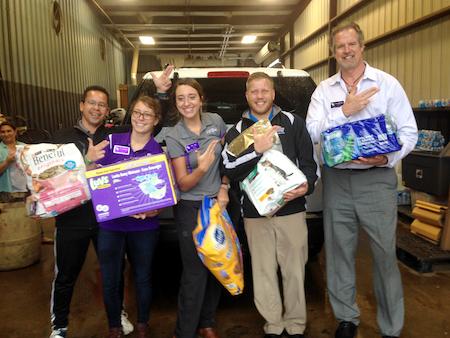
[{"xmin": 335, "ymin": 321, "xmax": 357, "ymax": 338}]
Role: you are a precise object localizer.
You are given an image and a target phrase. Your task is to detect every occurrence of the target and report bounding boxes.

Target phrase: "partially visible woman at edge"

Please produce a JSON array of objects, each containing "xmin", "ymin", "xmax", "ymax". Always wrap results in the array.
[
  {"xmin": 163, "ymin": 78, "xmax": 229, "ymax": 338},
  {"xmin": 86, "ymin": 96, "xmax": 164, "ymax": 338},
  {"xmin": 0, "ymin": 121, "xmax": 27, "ymax": 201}
]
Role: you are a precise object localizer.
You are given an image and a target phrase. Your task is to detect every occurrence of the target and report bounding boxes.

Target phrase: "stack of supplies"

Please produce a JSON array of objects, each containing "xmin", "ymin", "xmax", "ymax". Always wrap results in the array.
[
  {"xmin": 410, "ymin": 200, "xmax": 447, "ymax": 244},
  {"xmin": 321, "ymin": 114, "xmax": 402, "ymax": 167},
  {"xmin": 415, "ymin": 130, "xmax": 445, "ymax": 152}
]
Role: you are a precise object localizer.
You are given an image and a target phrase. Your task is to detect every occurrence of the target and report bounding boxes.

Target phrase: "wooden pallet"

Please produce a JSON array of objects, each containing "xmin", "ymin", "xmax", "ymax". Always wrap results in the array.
[{"xmin": 396, "ymin": 224, "xmax": 450, "ymax": 273}]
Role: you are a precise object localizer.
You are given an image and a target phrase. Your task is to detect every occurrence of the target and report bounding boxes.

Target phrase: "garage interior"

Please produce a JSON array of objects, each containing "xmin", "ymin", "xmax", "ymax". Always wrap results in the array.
[{"xmin": 1, "ymin": 0, "xmax": 450, "ymax": 338}]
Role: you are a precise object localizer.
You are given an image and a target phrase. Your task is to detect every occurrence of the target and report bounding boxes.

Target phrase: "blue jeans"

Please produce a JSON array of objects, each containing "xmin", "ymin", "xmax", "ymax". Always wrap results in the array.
[{"xmin": 98, "ymin": 228, "xmax": 159, "ymax": 328}]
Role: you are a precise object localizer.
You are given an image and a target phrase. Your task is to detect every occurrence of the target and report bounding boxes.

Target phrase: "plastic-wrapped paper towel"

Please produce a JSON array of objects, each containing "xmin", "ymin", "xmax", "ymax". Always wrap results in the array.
[{"xmin": 321, "ymin": 114, "xmax": 402, "ymax": 167}]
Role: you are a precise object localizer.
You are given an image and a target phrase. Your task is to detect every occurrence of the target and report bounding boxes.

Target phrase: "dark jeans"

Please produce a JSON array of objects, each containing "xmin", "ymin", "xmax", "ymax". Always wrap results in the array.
[
  {"xmin": 174, "ymin": 200, "xmax": 222, "ymax": 338},
  {"xmin": 98, "ymin": 228, "xmax": 159, "ymax": 328}
]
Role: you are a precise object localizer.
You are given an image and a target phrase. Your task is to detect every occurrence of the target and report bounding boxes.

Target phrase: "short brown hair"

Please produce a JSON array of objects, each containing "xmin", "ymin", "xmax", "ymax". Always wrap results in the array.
[
  {"xmin": 330, "ymin": 22, "xmax": 365, "ymax": 53},
  {"xmin": 246, "ymin": 72, "xmax": 274, "ymax": 90},
  {"xmin": 129, "ymin": 95, "xmax": 162, "ymax": 121}
]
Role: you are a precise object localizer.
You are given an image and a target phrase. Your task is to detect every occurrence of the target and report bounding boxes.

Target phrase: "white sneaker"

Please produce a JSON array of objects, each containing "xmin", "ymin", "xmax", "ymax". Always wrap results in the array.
[
  {"xmin": 121, "ymin": 310, "xmax": 134, "ymax": 335},
  {"xmin": 49, "ymin": 327, "xmax": 67, "ymax": 338}
]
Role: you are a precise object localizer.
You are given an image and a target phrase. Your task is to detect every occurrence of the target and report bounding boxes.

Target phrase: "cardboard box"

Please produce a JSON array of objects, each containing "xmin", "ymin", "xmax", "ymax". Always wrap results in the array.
[{"xmin": 85, "ymin": 154, "xmax": 177, "ymax": 222}]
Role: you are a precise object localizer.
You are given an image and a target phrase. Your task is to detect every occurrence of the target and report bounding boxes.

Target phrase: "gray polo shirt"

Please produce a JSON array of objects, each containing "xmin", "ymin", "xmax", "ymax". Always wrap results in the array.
[{"xmin": 165, "ymin": 112, "xmax": 227, "ymax": 201}]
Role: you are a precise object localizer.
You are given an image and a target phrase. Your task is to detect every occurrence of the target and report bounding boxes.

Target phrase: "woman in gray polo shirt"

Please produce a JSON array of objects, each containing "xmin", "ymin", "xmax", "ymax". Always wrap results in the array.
[{"xmin": 165, "ymin": 78, "xmax": 229, "ymax": 338}]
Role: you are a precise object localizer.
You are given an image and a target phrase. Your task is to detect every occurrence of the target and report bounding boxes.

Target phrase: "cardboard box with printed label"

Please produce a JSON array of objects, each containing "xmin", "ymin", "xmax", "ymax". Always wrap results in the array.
[{"xmin": 85, "ymin": 154, "xmax": 177, "ymax": 222}]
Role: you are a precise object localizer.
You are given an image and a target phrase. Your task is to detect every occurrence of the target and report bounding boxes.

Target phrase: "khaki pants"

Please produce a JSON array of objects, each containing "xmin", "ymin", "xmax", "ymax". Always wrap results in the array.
[{"xmin": 244, "ymin": 212, "xmax": 308, "ymax": 335}]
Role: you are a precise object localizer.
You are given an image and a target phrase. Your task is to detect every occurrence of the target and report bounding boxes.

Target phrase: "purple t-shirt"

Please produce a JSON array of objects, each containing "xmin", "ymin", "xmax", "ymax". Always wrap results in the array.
[{"xmin": 97, "ymin": 132, "xmax": 163, "ymax": 232}]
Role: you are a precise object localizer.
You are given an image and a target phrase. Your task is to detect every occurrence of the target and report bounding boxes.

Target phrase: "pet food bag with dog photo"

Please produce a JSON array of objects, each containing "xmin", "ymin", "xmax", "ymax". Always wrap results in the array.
[
  {"xmin": 193, "ymin": 196, "xmax": 244, "ymax": 296},
  {"xmin": 16, "ymin": 143, "xmax": 90, "ymax": 218},
  {"xmin": 240, "ymin": 149, "xmax": 307, "ymax": 216}
]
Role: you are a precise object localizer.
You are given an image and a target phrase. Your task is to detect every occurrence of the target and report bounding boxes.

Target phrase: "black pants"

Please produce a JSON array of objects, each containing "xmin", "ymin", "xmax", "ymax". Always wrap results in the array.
[
  {"xmin": 50, "ymin": 226, "xmax": 98, "ymax": 329},
  {"xmin": 174, "ymin": 200, "xmax": 222, "ymax": 338}
]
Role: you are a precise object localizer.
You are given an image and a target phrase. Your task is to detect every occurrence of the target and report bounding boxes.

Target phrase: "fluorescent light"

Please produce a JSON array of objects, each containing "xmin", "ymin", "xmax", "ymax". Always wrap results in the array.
[
  {"xmin": 139, "ymin": 36, "xmax": 155, "ymax": 45},
  {"xmin": 242, "ymin": 35, "xmax": 257, "ymax": 44}
]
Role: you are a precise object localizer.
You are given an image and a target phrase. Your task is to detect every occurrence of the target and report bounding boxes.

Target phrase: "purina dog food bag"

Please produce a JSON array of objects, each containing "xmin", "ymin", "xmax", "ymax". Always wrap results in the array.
[{"xmin": 193, "ymin": 196, "xmax": 244, "ymax": 296}]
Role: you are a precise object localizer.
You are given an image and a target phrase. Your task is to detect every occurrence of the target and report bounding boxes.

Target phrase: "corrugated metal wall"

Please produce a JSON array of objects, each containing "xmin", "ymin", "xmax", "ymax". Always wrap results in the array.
[
  {"xmin": 285, "ymin": 0, "xmax": 450, "ymax": 105},
  {"xmin": 293, "ymin": 0, "xmax": 330, "ymax": 43},
  {"xmin": 0, "ymin": 0, "xmax": 126, "ymax": 132},
  {"xmin": 345, "ymin": 0, "xmax": 450, "ymax": 105},
  {"xmin": 292, "ymin": 0, "xmax": 330, "ymax": 84}
]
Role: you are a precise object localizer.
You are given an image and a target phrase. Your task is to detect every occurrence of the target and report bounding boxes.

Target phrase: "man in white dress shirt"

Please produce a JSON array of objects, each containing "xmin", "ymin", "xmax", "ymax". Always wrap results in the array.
[{"xmin": 306, "ymin": 22, "xmax": 418, "ymax": 338}]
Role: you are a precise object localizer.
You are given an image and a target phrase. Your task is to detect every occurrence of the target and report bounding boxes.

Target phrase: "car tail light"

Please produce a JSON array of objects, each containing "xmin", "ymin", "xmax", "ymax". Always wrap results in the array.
[{"xmin": 207, "ymin": 71, "xmax": 250, "ymax": 78}]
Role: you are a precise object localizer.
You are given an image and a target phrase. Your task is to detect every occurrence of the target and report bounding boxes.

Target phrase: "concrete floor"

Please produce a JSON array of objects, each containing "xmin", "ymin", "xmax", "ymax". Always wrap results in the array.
[{"xmin": 0, "ymin": 221, "xmax": 449, "ymax": 338}]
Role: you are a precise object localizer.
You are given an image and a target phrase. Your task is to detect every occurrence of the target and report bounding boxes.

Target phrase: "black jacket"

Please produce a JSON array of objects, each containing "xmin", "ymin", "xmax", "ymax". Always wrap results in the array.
[
  {"xmin": 52, "ymin": 123, "xmax": 129, "ymax": 229},
  {"xmin": 222, "ymin": 105, "xmax": 318, "ymax": 218}
]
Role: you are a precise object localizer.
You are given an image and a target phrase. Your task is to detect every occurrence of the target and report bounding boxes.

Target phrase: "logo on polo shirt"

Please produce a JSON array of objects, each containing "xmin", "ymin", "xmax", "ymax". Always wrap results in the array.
[{"xmin": 206, "ymin": 127, "xmax": 219, "ymax": 136}]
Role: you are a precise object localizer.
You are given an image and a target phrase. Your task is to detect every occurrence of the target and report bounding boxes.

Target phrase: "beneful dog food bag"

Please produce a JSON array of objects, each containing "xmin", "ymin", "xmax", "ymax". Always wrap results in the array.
[{"xmin": 16, "ymin": 143, "xmax": 90, "ymax": 218}]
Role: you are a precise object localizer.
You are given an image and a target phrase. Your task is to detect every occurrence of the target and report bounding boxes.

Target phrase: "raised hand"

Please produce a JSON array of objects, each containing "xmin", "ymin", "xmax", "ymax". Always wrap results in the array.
[
  {"xmin": 253, "ymin": 126, "xmax": 280, "ymax": 154},
  {"xmin": 150, "ymin": 65, "xmax": 174, "ymax": 93},
  {"xmin": 197, "ymin": 139, "xmax": 219, "ymax": 173},
  {"xmin": 342, "ymin": 86, "xmax": 379, "ymax": 117},
  {"xmin": 86, "ymin": 138, "xmax": 109, "ymax": 163}
]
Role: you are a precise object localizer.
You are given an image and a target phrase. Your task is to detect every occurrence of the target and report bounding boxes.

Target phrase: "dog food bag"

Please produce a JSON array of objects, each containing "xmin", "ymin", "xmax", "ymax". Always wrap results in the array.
[
  {"xmin": 16, "ymin": 143, "xmax": 90, "ymax": 218},
  {"xmin": 240, "ymin": 149, "xmax": 307, "ymax": 217},
  {"xmin": 193, "ymin": 196, "xmax": 244, "ymax": 296}
]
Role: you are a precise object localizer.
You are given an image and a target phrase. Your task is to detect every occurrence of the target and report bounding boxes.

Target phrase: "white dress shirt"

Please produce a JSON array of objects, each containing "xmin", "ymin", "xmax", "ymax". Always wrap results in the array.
[{"xmin": 306, "ymin": 63, "xmax": 418, "ymax": 169}]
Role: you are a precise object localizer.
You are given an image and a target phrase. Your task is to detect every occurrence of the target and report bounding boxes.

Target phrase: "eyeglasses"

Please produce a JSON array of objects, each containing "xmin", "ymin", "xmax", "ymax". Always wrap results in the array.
[
  {"xmin": 132, "ymin": 110, "xmax": 156, "ymax": 120},
  {"xmin": 85, "ymin": 100, "xmax": 108, "ymax": 110}
]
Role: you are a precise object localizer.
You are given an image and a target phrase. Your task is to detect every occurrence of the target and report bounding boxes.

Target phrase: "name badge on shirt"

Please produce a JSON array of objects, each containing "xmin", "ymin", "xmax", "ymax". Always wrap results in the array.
[
  {"xmin": 331, "ymin": 101, "xmax": 344, "ymax": 108},
  {"xmin": 113, "ymin": 145, "xmax": 130, "ymax": 155},
  {"xmin": 185, "ymin": 142, "xmax": 200, "ymax": 153},
  {"xmin": 277, "ymin": 127, "xmax": 285, "ymax": 135}
]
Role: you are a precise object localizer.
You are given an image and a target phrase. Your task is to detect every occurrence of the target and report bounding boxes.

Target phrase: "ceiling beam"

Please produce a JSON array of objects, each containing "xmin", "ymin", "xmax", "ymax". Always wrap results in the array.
[
  {"xmin": 103, "ymin": 24, "xmax": 283, "ymax": 30},
  {"xmin": 109, "ymin": 10, "xmax": 292, "ymax": 17},
  {"xmin": 102, "ymin": 5, "xmax": 296, "ymax": 12},
  {"xmin": 123, "ymin": 32, "xmax": 276, "ymax": 38},
  {"xmin": 108, "ymin": 16, "xmax": 288, "ymax": 25}
]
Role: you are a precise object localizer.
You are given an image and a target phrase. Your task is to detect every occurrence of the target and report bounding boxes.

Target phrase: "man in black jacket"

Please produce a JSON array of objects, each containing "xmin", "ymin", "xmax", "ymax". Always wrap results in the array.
[
  {"xmin": 222, "ymin": 72, "xmax": 317, "ymax": 338},
  {"xmin": 49, "ymin": 85, "xmax": 132, "ymax": 338}
]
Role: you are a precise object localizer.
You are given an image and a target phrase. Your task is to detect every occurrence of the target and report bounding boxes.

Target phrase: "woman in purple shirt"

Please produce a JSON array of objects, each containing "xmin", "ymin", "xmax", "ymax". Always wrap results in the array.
[{"xmin": 86, "ymin": 96, "xmax": 163, "ymax": 338}]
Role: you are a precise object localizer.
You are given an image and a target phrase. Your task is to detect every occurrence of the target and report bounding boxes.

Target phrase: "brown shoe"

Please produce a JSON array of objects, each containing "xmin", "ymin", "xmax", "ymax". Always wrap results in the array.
[
  {"xmin": 198, "ymin": 327, "xmax": 220, "ymax": 338},
  {"xmin": 106, "ymin": 327, "xmax": 124, "ymax": 338},
  {"xmin": 136, "ymin": 323, "xmax": 149, "ymax": 338}
]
